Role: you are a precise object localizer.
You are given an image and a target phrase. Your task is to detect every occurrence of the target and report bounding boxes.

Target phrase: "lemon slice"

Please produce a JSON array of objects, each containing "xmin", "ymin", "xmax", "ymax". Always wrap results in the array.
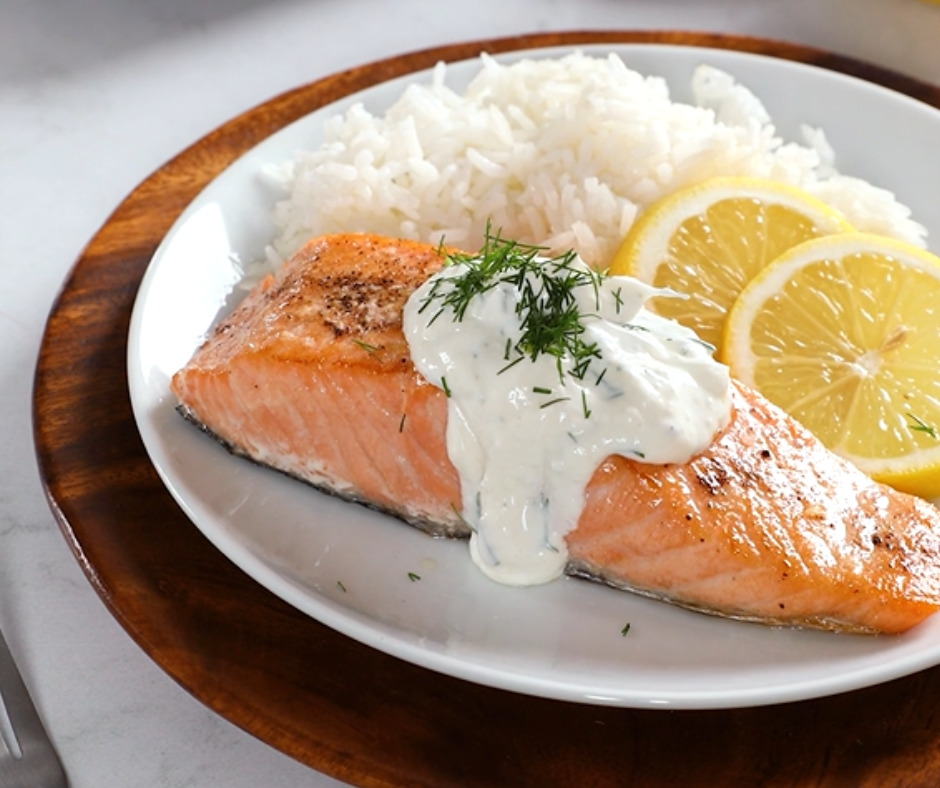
[
  {"xmin": 609, "ymin": 177, "xmax": 853, "ymax": 351},
  {"xmin": 723, "ymin": 233, "xmax": 940, "ymax": 498}
]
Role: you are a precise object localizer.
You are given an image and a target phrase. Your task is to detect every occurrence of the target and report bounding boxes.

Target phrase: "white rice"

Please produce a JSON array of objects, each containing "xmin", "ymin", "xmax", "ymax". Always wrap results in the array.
[{"xmin": 261, "ymin": 52, "xmax": 926, "ymax": 271}]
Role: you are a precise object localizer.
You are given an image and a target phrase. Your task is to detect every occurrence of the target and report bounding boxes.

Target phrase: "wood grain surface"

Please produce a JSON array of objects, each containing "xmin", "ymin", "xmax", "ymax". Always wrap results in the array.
[{"xmin": 33, "ymin": 31, "xmax": 940, "ymax": 788}]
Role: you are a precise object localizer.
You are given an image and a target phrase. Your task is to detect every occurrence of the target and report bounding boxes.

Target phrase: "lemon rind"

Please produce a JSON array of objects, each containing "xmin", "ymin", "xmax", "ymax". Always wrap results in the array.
[
  {"xmin": 611, "ymin": 176, "xmax": 854, "ymax": 280},
  {"xmin": 723, "ymin": 233, "xmax": 940, "ymax": 499}
]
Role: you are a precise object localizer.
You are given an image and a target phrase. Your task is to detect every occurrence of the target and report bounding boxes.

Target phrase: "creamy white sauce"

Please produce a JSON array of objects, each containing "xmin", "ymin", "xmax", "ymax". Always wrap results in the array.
[{"xmin": 403, "ymin": 253, "xmax": 731, "ymax": 587}]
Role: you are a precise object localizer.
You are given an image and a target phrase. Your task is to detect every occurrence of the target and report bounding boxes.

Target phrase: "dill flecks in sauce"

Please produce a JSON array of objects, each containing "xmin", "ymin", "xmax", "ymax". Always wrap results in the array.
[{"xmin": 403, "ymin": 233, "xmax": 732, "ymax": 587}]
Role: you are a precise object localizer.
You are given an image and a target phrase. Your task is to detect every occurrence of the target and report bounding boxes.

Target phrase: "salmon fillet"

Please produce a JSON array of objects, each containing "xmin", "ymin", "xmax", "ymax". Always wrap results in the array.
[{"xmin": 171, "ymin": 233, "xmax": 940, "ymax": 634}]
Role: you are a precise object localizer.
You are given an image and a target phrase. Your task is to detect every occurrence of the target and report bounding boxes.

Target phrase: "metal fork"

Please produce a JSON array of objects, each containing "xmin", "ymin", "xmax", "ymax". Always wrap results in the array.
[{"xmin": 0, "ymin": 625, "xmax": 68, "ymax": 787}]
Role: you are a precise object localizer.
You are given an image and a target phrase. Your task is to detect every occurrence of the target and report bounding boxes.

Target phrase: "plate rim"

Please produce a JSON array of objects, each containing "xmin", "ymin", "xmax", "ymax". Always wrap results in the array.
[
  {"xmin": 129, "ymin": 37, "xmax": 940, "ymax": 710},
  {"xmin": 34, "ymin": 29, "xmax": 940, "ymax": 787}
]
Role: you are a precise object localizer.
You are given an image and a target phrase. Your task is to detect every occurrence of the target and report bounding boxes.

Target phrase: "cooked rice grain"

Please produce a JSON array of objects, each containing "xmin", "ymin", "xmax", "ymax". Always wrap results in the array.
[{"xmin": 263, "ymin": 53, "xmax": 926, "ymax": 269}]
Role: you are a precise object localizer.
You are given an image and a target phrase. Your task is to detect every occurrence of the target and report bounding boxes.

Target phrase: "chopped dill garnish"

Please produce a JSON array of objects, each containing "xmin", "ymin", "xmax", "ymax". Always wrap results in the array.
[
  {"xmin": 450, "ymin": 502, "xmax": 475, "ymax": 532},
  {"xmin": 337, "ymin": 581, "xmax": 347, "ymax": 593},
  {"xmin": 408, "ymin": 572, "xmax": 421, "ymax": 582},
  {"xmin": 612, "ymin": 287, "xmax": 624, "ymax": 314},
  {"xmin": 570, "ymin": 356, "xmax": 593, "ymax": 381},
  {"xmin": 621, "ymin": 623, "xmax": 631, "ymax": 636},
  {"xmin": 497, "ymin": 356, "xmax": 524, "ymax": 375},
  {"xmin": 908, "ymin": 412, "xmax": 939, "ymax": 439},
  {"xmin": 595, "ymin": 367, "xmax": 608, "ymax": 386},
  {"xmin": 533, "ymin": 386, "xmax": 553, "ymax": 395},
  {"xmin": 689, "ymin": 336, "xmax": 717, "ymax": 353},
  {"xmin": 581, "ymin": 390, "xmax": 592, "ymax": 419},
  {"xmin": 352, "ymin": 339, "xmax": 380, "ymax": 355},
  {"xmin": 441, "ymin": 376, "xmax": 452, "ymax": 398},
  {"xmin": 399, "ymin": 413, "xmax": 407, "ymax": 433},
  {"xmin": 418, "ymin": 226, "xmax": 604, "ymax": 386},
  {"xmin": 540, "ymin": 397, "xmax": 571, "ymax": 409}
]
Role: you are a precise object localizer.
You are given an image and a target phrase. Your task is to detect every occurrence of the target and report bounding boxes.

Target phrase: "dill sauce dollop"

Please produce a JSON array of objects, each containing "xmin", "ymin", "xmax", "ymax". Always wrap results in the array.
[{"xmin": 403, "ymin": 240, "xmax": 731, "ymax": 586}]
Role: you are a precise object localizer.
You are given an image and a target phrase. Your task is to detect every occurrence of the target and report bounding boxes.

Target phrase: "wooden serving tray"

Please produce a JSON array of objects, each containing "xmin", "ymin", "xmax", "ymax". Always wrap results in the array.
[{"xmin": 33, "ymin": 31, "xmax": 940, "ymax": 788}]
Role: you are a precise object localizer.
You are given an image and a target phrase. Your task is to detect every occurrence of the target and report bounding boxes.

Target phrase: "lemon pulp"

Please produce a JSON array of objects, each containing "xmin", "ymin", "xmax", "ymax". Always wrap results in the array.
[
  {"xmin": 723, "ymin": 233, "xmax": 940, "ymax": 498},
  {"xmin": 609, "ymin": 177, "xmax": 852, "ymax": 352}
]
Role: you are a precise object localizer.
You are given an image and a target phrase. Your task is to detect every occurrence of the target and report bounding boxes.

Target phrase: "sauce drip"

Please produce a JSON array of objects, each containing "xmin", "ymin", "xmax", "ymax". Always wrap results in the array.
[{"xmin": 403, "ymin": 239, "xmax": 732, "ymax": 586}]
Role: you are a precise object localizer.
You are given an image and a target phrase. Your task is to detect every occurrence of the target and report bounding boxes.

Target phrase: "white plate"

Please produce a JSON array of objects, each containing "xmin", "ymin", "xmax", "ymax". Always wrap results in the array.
[{"xmin": 128, "ymin": 43, "xmax": 940, "ymax": 709}]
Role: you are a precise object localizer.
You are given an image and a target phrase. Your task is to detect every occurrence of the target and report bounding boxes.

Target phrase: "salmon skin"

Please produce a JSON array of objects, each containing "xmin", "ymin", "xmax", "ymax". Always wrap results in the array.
[{"xmin": 171, "ymin": 233, "xmax": 940, "ymax": 634}]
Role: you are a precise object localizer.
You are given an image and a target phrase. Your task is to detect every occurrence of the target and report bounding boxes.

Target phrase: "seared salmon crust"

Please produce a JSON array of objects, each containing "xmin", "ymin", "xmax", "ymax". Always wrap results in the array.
[{"xmin": 172, "ymin": 233, "xmax": 940, "ymax": 634}]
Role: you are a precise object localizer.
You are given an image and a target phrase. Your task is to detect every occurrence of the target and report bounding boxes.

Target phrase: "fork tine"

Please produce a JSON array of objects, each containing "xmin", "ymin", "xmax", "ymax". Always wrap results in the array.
[{"xmin": 0, "ymin": 627, "xmax": 68, "ymax": 787}]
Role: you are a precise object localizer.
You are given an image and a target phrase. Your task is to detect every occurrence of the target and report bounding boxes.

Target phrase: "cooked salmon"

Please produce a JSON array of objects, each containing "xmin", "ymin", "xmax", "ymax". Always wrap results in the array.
[{"xmin": 171, "ymin": 233, "xmax": 940, "ymax": 634}]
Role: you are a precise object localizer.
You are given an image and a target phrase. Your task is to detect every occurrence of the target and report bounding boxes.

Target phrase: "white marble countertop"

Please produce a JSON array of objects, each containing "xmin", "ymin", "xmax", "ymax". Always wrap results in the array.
[{"xmin": 2, "ymin": 1, "xmax": 939, "ymax": 785}]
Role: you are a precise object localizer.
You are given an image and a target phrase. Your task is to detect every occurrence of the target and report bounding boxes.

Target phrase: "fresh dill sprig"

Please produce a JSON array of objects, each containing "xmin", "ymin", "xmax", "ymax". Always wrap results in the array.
[
  {"xmin": 418, "ymin": 226, "xmax": 605, "ymax": 384},
  {"xmin": 450, "ymin": 502, "xmax": 476, "ymax": 532},
  {"xmin": 688, "ymin": 336, "xmax": 717, "ymax": 353},
  {"xmin": 908, "ymin": 412, "xmax": 939, "ymax": 439},
  {"xmin": 498, "ymin": 356, "xmax": 525, "ymax": 376},
  {"xmin": 352, "ymin": 339, "xmax": 380, "ymax": 355},
  {"xmin": 612, "ymin": 286, "xmax": 624, "ymax": 314}
]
